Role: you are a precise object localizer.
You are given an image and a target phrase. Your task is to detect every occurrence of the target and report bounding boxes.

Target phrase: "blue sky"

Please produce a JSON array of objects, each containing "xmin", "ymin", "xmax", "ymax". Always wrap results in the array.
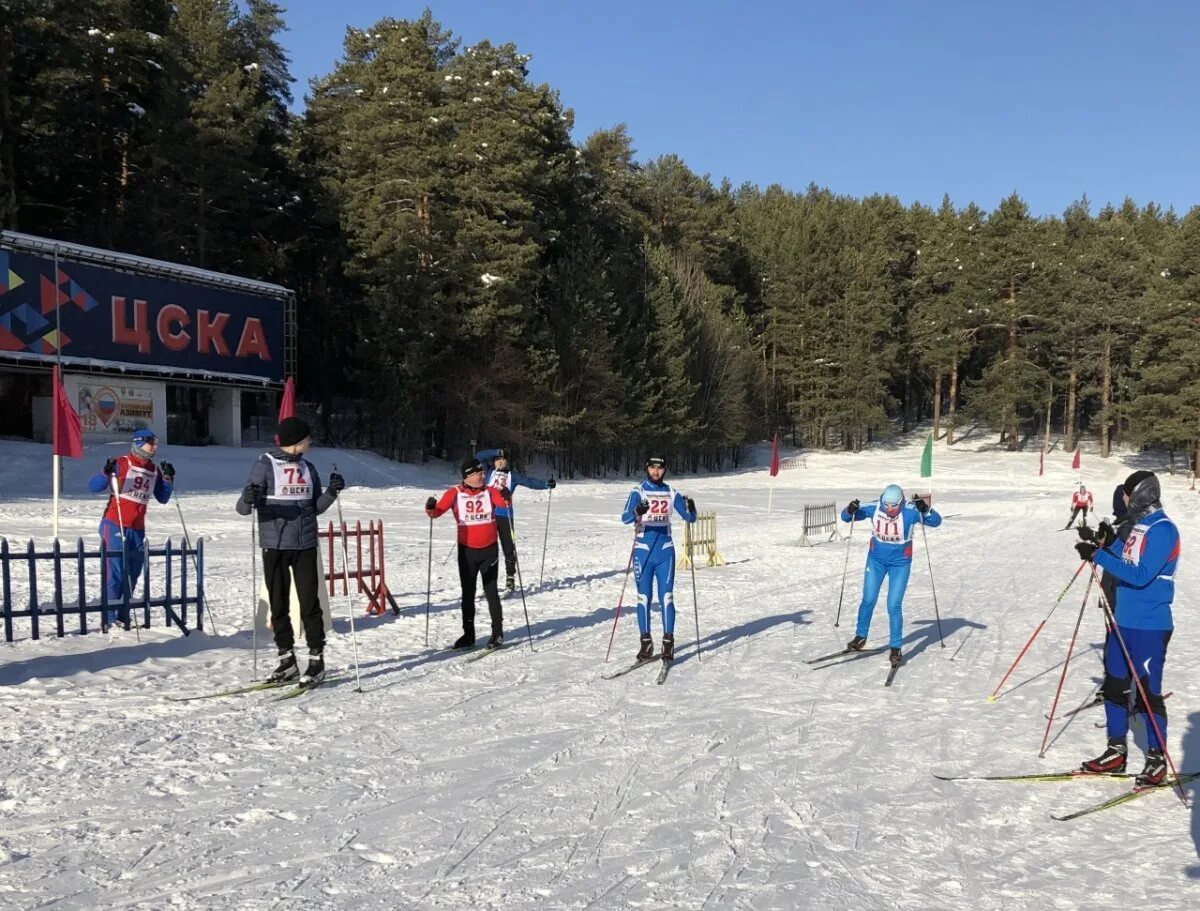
[{"xmin": 276, "ymin": 1, "xmax": 1200, "ymax": 217}]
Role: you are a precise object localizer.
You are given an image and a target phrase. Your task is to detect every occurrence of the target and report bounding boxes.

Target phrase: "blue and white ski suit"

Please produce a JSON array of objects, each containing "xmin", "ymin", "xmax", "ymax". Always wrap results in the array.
[
  {"xmin": 841, "ymin": 498, "xmax": 942, "ymax": 648},
  {"xmin": 1092, "ymin": 508, "xmax": 1179, "ymax": 749},
  {"xmin": 621, "ymin": 480, "xmax": 696, "ymax": 635}
]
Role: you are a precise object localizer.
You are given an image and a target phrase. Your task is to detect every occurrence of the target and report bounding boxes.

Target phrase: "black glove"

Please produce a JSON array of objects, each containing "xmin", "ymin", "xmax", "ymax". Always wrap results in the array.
[
  {"xmin": 1075, "ymin": 541, "xmax": 1098, "ymax": 562},
  {"xmin": 685, "ymin": 496, "xmax": 696, "ymax": 514},
  {"xmin": 634, "ymin": 499, "xmax": 650, "ymax": 516},
  {"xmin": 425, "ymin": 496, "xmax": 437, "ymax": 511},
  {"xmin": 158, "ymin": 461, "xmax": 175, "ymax": 481},
  {"xmin": 913, "ymin": 495, "xmax": 929, "ymax": 515},
  {"xmin": 1076, "ymin": 525, "xmax": 1097, "ymax": 543},
  {"xmin": 327, "ymin": 471, "xmax": 345, "ymax": 494},
  {"xmin": 1095, "ymin": 521, "xmax": 1116, "ymax": 549},
  {"xmin": 500, "ymin": 486, "xmax": 513, "ymax": 501},
  {"xmin": 103, "ymin": 458, "xmax": 118, "ymax": 477},
  {"xmin": 243, "ymin": 483, "xmax": 265, "ymax": 508},
  {"xmin": 846, "ymin": 499, "xmax": 860, "ymax": 515},
  {"xmin": 546, "ymin": 478, "xmax": 557, "ymax": 489}
]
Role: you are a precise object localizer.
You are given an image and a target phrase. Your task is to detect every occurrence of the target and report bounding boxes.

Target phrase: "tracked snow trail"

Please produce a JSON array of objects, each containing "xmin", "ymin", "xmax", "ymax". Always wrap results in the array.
[{"xmin": 1, "ymin": 435, "xmax": 1198, "ymax": 909}]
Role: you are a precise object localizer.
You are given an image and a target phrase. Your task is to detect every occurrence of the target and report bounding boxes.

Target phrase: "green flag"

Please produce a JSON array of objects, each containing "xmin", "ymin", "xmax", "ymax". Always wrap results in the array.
[{"xmin": 920, "ymin": 434, "xmax": 933, "ymax": 479}]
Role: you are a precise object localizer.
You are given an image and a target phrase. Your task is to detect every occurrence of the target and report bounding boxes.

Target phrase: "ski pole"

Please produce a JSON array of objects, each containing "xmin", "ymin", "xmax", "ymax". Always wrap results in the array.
[
  {"xmin": 987, "ymin": 560, "xmax": 1087, "ymax": 702},
  {"xmin": 1091, "ymin": 564, "xmax": 1190, "ymax": 809},
  {"xmin": 1039, "ymin": 571, "xmax": 1094, "ymax": 757},
  {"xmin": 509, "ymin": 513, "xmax": 535, "ymax": 650},
  {"xmin": 250, "ymin": 506, "xmax": 259, "ymax": 681},
  {"xmin": 108, "ymin": 474, "xmax": 138, "ymax": 640},
  {"xmin": 604, "ymin": 530, "xmax": 639, "ymax": 663},
  {"xmin": 441, "ymin": 541, "xmax": 456, "ymax": 565},
  {"xmin": 917, "ymin": 515, "xmax": 943, "ymax": 647},
  {"xmin": 538, "ymin": 485, "xmax": 553, "ymax": 589},
  {"xmin": 172, "ymin": 496, "xmax": 223, "ymax": 637},
  {"xmin": 425, "ymin": 516, "xmax": 433, "ymax": 647},
  {"xmin": 332, "ymin": 465, "xmax": 364, "ymax": 692},
  {"xmin": 688, "ymin": 519, "xmax": 701, "ymax": 661},
  {"xmin": 834, "ymin": 516, "xmax": 856, "ymax": 628}
]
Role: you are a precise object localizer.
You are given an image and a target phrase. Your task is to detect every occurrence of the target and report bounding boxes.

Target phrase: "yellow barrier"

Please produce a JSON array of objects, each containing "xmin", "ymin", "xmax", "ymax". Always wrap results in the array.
[{"xmin": 677, "ymin": 512, "xmax": 727, "ymax": 569}]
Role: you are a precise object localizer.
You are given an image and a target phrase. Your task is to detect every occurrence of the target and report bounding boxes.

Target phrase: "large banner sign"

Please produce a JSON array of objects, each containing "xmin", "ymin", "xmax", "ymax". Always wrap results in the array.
[
  {"xmin": 72, "ymin": 377, "xmax": 159, "ymax": 437},
  {"xmin": 0, "ymin": 247, "xmax": 285, "ymax": 383}
]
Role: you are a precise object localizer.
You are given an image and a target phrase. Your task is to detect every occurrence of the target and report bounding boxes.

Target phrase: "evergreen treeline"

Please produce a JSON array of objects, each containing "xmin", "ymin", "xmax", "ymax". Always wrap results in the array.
[{"xmin": 4, "ymin": 5, "xmax": 1199, "ymax": 474}]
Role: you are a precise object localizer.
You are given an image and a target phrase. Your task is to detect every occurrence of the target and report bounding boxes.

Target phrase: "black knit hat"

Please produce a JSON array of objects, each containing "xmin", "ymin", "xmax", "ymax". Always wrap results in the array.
[
  {"xmin": 461, "ymin": 457, "xmax": 484, "ymax": 479},
  {"xmin": 276, "ymin": 416, "xmax": 311, "ymax": 447},
  {"xmin": 1123, "ymin": 470, "xmax": 1156, "ymax": 497}
]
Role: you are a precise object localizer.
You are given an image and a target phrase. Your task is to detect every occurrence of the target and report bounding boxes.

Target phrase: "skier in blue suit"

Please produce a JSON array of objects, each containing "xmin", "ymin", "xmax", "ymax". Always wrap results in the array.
[
  {"xmin": 1075, "ymin": 470, "xmax": 1179, "ymax": 786},
  {"xmin": 621, "ymin": 457, "xmax": 696, "ymax": 663},
  {"xmin": 841, "ymin": 484, "xmax": 942, "ymax": 667},
  {"xmin": 475, "ymin": 448, "xmax": 556, "ymax": 592}
]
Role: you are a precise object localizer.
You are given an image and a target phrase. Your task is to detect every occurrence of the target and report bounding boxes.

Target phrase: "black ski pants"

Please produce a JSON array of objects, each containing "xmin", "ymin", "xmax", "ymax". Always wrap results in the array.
[
  {"xmin": 262, "ymin": 547, "xmax": 325, "ymax": 653},
  {"xmin": 458, "ymin": 542, "xmax": 504, "ymax": 635}
]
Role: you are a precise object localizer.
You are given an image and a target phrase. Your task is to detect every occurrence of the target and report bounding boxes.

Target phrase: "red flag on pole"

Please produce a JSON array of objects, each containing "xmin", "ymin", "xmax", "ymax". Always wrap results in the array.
[
  {"xmin": 52, "ymin": 366, "xmax": 82, "ymax": 459},
  {"xmin": 1071, "ymin": 448, "xmax": 1081, "ymax": 470},
  {"xmin": 278, "ymin": 375, "xmax": 295, "ymax": 422},
  {"xmin": 769, "ymin": 433, "xmax": 780, "ymax": 477}
]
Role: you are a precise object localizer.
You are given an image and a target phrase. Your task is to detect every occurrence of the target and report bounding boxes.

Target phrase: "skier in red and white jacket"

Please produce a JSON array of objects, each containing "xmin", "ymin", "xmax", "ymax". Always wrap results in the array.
[
  {"xmin": 87, "ymin": 428, "xmax": 174, "ymax": 622},
  {"xmin": 1065, "ymin": 484, "xmax": 1094, "ymax": 529},
  {"xmin": 425, "ymin": 458, "xmax": 511, "ymax": 650}
]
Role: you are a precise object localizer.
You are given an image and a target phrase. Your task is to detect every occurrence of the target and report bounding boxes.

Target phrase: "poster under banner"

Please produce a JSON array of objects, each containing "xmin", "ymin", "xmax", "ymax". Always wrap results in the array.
[{"xmin": 76, "ymin": 381, "xmax": 157, "ymax": 436}]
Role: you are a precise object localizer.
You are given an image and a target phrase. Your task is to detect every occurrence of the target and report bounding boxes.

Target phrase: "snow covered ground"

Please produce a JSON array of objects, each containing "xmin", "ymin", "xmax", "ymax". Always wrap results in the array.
[{"xmin": 1, "ymin": 431, "xmax": 1198, "ymax": 910}]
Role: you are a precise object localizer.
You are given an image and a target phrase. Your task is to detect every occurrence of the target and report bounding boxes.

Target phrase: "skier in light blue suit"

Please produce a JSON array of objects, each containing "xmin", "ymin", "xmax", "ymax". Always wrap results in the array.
[
  {"xmin": 841, "ymin": 484, "xmax": 941, "ymax": 666},
  {"xmin": 476, "ymin": 448, "xmax": 556, "ymax": 592},
  {"xmin": 620, "ymin": 457, "xmax": 696, "ymax": 663}
]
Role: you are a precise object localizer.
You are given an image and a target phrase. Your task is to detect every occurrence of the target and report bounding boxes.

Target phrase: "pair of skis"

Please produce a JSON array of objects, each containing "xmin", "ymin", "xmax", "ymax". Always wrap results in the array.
[
  {"xmin": 167, "ymin": 673, "xmax": 339, "ymax": 704},
  {"xmin": 603, "ymin": 656, "xmax": 672, "ymax": 685},
  {"xmin": 934, "ymin": 769, "xmax": 1199, "ymax": 820},
  {"xmin": 807, "ymin": 646, "xmax": 901, "ymax": 686}
]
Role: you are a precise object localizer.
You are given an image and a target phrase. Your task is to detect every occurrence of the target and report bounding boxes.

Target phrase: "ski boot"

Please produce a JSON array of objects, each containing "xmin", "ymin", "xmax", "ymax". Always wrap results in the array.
[
  {"xmin": 452, "ymin": 628, "xmax": 476, "ymax": 650},
  {"xmin": 1081, "ymin": 738, "xmax": 1127, "ymax": 774},
  {"xmin": 1135, "ymin": 749, "xmax": 1167, "ymax": 787},
  {"xmin": 889, "ymin": 647, "xmax": 903, "ymax": 668},
  {"xmin": 661, "ymin": 633, "xmax": 675, "ymax": 662},
  {"xmin": 486, "ymin": 630, "xmax": 504, "ymax": 650},
  {"xmin": 267, "ymin": 649, "xmax": 299, "ymax": 683},
  {"xmin": 299, "ymin": 651, "xmax": 325, "ymax": 687},
  {"xmin": 636, "ymin": 633, "xmax": 654, "ymax": 661},
  {"xmin": 847, "ymin": 636, "xmax": 867, "ymax": 652}
]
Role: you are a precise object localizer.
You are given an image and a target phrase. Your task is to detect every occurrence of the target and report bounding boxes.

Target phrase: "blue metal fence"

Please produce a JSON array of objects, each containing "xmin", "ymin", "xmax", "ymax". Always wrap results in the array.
[{"xmin": 1, "ymin": 536, "xmax": 204, "ymax": 642}]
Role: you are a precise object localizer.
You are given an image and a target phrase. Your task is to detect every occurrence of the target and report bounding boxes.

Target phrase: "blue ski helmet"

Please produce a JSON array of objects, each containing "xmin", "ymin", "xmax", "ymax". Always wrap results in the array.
[
  {"xmin": 131, "ymin": 428, "xmax": 158, "ymax": 457},
  {"xmin": 880, "ymin": 484, "xmax": 904, "ymax": 517}
]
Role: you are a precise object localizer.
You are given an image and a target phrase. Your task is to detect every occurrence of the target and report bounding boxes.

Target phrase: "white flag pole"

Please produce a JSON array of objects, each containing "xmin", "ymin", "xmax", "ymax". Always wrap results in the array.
[{"xmin": 53, "ymin": 454, "xmax": 61, "ymax": 540}]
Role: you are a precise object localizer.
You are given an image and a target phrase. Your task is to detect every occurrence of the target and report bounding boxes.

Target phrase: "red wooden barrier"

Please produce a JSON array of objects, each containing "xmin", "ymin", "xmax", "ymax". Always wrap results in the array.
[{"xmin": 320, "ymin": 520, "xmax": 400, "ymax": 616}]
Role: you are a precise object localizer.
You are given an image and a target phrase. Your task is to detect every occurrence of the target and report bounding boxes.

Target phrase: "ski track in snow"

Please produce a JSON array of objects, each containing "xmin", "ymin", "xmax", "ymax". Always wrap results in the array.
[{"xmin": 1, "ymin": 437, "xmax": 1199, "ymax": 909}]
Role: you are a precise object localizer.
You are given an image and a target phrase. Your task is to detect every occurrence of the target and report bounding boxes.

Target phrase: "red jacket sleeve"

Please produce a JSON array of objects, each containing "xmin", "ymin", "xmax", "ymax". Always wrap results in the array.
[
  {"xmin": 429, "ymin": 487, "xmax": 457, "ymax": 518},
  {"xmin": 488, "ymin": 486, "xmax": 508, "ymax": 510}
]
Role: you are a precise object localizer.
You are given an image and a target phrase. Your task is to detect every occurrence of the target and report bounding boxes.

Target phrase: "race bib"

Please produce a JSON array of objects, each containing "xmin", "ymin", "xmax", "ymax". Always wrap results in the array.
[
  {"xmin": 641, "ymin": 491, "xmax": 673, "ymax": 526},
  {"xmin": 267, "ymin": 455, "xmax": 313, "ymax": 502},
  {"xmin": 119, "ymin": 464, "xmax": 155, "ymax": 505},
  {"xmin": 457, "ymin": 490, "xmax": 494, "ymax": 526},
  {"xmin": 872, "ymin": 513, "xmax": 904, "ymax": 544},
  {"xmin": 489, "ymin": 470, "xmax": 510, "ymax": 492}
]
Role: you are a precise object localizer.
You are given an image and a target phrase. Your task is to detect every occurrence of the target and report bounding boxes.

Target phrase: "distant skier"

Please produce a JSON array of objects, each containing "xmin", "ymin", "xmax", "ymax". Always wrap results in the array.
[
  {"xmin": 841, "ymin": 485, "xmax": 942, "ymax": 667},
  {"xmin": 426, "ymin": 458, "xmax": 511, "ymax": 650},
  {"xmin": 475, "ymin": 447, "xmax": 555, "ymax": 593},
  {"xmin": 620, "ymin": 457, "xmax": 696, "ymax": 664},
  {"xmin": 1065, "ymin": 484, "xmax": 1093, "ymax": 529},
  {"xmin": 236, "ymin": 417, "xmax": 344, "ymax": 687},
  {"xmin": 88, "ymin": 428, "xmax": 174, "ymax": 624},
  {"xmin": 1074, "ymin": 470, "xmax": 1178, "ymax": 786}
]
